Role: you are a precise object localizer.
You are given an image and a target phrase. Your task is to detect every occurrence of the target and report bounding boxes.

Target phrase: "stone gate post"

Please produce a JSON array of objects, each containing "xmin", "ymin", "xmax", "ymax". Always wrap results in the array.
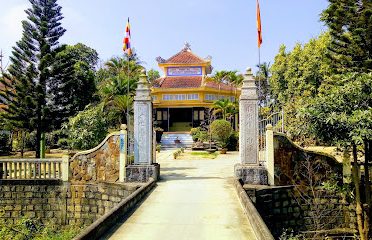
[
  {"xmin": 125, "ymin": 69, "xmax": 160, "ymax": 182},
  {"xmin": 235, "ymin": 68, "xmax": 268, "ymax": 185}
]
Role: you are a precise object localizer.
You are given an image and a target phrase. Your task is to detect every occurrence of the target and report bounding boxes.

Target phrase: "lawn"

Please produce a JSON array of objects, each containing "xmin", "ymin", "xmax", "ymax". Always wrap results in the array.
[{"xmin": 175, "ymin": 150, "xmax": 219, "ymax": 160}]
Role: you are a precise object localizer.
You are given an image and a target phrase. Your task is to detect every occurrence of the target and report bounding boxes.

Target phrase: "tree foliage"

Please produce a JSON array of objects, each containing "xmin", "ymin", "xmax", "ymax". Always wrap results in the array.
[
  {"xmin": 321, "ymin": 0, "xmax": 372, "ymax": 73},
  {"xmin": 0, "ymin": 0, "xmax": 67, "ymax": 157},
  {"xmin": 269, "ymin": 33, "xmax": 332, "ymax": 142},
  {"xmin": 210, "ymin": 119, "xmax": 233, "ymax": 148},
  {"xmin": 303, "ymin": 73, "xmax": 372, "ymax": 146},
  {"xmin": 0, "ymin": 1, "xmax": 98, "ymax": 156},
  {"xmin": 63, "ymin": 104, "xmax": 108, "ymax": 150},
  {"xmin": 212, "ymin": 99, "xmax": 237, "ymax": 121},
  {"xmin": 96, "ymin": 56, "xmax": 144, "ymax": 127}
]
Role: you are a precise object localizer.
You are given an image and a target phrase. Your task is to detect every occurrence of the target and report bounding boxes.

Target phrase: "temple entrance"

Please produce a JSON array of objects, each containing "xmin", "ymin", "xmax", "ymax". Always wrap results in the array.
[
  {"xmin": 155, "ymin": 107, "xmax": 206, "ymax": 132},
  {"xmin": 169, "ymin": 108, "xmax": 192, "ymax": 132}
]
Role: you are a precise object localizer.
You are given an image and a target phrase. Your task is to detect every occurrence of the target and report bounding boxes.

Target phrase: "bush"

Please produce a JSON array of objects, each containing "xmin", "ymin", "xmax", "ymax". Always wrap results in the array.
[
  {"xmin": 226, "ymin": 131, "xmax": 239, "ymax": 151},
  {"xmin": 156, "ymin": 144, "xmax": 161, "ymax": 153},
  {"xmin": 190, "ymin": 127, "xmax": 209, "ymax": 142},
  {"xmin": 0, "ymin": 216, "xmax": 84, "ymax": 240},
  {"xmin": 63, "ymin": 105, "xmax": 108, "ymax": 150},
  {"xmin": 210, "ymin": 120, "xmax": 232, "ymax": 148},
  {"xmin": 0, "ymin": 131, "xmax": 10, "ymax": 154}
]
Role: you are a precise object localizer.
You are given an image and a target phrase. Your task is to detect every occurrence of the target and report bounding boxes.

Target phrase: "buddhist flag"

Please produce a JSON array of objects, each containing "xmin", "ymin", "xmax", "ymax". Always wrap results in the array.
[
  {"xmin": 123, "ymin": 18, "xmax": 132, "ymax": 55},
  {"xmin": 256, "ymin": 0, "xmax": 262, "ymax": 48}
]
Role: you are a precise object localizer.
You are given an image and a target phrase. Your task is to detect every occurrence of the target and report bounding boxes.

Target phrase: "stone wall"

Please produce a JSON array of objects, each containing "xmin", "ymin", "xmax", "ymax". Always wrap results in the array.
[
  {"xmin": 0, "ymin": 180, "xmax": 139, "ymax": 226},
  {"xmin": 66, "ymin": 182, "xmax": 138, "ymax": 225},
  {"xmin": 245, "ymin": 185, "xmax": 356, "ymax": 238},
  {"xmin": 0, "ymin": 180, "xmax": 64, "ymax": 225},
  {"xmin": 70, "ymin": 133, "xmax": 120, "ymax": 183},
  {"xmin": 273, "ymin": 133, "xmax": 342, "ymax": 185}
]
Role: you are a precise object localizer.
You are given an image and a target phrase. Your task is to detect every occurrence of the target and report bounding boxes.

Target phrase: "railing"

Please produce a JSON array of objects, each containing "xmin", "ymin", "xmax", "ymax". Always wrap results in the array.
[
  {"xmin": 258, "ymin": 109, "xmax": 284, "ymax": 165},
  {"xmin": 0, "ymin": 158, "xmax": 65, "ymax": 180}
]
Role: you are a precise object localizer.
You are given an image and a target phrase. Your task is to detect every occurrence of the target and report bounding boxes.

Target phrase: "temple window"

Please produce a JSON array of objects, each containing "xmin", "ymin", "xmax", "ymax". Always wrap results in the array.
[{"xmin": 187, "ymin": 94, "xmax": 199, "ymax": 100}]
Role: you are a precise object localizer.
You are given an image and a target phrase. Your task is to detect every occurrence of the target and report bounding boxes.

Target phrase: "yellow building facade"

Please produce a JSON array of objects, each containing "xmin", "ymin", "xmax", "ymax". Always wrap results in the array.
[{"xmin": 151, "ymin": 44, "xmax": 240, "ymax": 132}]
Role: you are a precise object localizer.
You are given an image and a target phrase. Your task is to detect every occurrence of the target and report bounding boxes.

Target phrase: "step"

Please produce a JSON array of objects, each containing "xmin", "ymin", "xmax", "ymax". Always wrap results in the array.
[{"xmin": 160, "ymin": 133, "xmax": 193, "ymax": 148}]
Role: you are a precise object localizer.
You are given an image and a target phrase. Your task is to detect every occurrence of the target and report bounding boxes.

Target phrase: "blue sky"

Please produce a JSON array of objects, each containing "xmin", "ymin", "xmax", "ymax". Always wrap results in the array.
[{"xmin": 0, "ymin": 0, "xmax": 328, "ymax": 74}]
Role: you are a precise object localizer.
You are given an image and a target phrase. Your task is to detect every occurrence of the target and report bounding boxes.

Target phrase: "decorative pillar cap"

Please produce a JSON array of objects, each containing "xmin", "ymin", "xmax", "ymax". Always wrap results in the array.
[
  {"xmin": 266, "ymin": 124, "xmax": 273, "ymax": 130},
  {"xmin": 120, "ymin": 124, "xmax": 127, "ymax": 130}
]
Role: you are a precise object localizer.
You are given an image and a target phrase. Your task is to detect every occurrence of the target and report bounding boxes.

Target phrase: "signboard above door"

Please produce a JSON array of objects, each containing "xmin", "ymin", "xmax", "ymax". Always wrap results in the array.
[{"xmin": 167, "ymin": 66, "xmax": 202, "ymax": 76}]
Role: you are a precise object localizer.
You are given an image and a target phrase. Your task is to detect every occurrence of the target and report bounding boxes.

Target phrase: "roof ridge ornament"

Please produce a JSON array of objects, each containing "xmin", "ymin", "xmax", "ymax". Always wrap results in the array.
[
  {"xmin": 156, "ymin": 56, "xmax": 166, "ymax": 63},
  {"xmin": 183, "ymin": 42, "xmax": 191, "ymax": 51}
]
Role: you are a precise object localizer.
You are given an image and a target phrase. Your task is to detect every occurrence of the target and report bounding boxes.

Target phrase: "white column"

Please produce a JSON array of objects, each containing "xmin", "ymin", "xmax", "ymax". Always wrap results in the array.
[
  {"xmin": 153, "ymin": 130, "xmax": 156, "ymax": 164},
  {"xmin": 61, "ymin": 155, "xmax": 69, "ymax": 181},
  {"xmin": 266, "ymin": 124, "xmax": 275, "ymax": 185},
  {"xmin": 239, "ymin": 68, "xmax": 259, "ymax": 165},
  {"xmin": 134, "ymin": 69, "xmax": 153, "ymax": 165}
]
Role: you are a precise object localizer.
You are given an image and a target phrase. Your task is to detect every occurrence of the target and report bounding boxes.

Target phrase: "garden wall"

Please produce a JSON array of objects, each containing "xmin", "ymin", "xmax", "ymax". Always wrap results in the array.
[
  {"xmin": 245, "ymin": 185, "xmax": 357, "ymax": 238},
  {"xmin": 70, "ymin": 133, "xmax": 120, "ymax": 184},
  {"xmin": 273, "ymin": 133, "xmax": 342, "ymax": 185},
  {"xmin": 0, "ymin": 180, "xmax": 139, "ymax": 226}
]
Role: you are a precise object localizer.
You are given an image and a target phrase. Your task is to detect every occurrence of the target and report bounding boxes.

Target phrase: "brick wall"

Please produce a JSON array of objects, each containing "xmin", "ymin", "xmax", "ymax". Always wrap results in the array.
[
  {"xmin": 65, "ymin": 182, "xmax": 138, "ymax": 225},
  {"xmin": 0, "ymin": 180, "xmax": 139, "ymax": 226},
  {"xmin": 245, "ymin": 185, "xmax": 357, "ymax": 238}
]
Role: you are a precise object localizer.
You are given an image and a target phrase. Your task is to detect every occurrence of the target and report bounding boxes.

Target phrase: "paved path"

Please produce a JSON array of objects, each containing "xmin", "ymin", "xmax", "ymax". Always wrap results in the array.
[{"xmin": 103, "ymin": 150, "xmax": 257, "ymax": 240}]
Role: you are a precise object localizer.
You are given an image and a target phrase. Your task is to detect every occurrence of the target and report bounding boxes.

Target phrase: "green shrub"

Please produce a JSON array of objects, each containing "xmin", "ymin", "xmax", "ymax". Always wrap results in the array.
[
  {"xmin": 226, "ymin": 131, "xmax": 239, "ymax": 151},
  {"xmin": 190, "ymin": 127, "xmax": 209, "ymax": 142},
  {"xmin": 210, "ymin": 120, "xmax": 232, "ymax": 148},
  {"xmin": 0, "ymin": 216, "xmax": 84, "ymax": 240},
  {"xmin": 63, "ymin": 105, "xmax": 108, "ymax": 150},
  {"xmin": 156, "ymin": 144, "xmax": 161, "ymax": 153}
]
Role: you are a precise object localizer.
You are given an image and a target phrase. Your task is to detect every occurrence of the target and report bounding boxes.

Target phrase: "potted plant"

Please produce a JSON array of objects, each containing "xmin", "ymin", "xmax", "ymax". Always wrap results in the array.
[
  {"xmin": 156, "ymin": 144, "xmax": 161, "ymax": 153},
  {"xmin": 154, "ymin": 127, "xmax": 164, "ymax": 143},
  {"xmin": 210, "ymin": 119, "xmax": 233, "ymax": 154},
  {"xmin": 174, "ymin": 137, "xmax": 181, "ymax": 144}
]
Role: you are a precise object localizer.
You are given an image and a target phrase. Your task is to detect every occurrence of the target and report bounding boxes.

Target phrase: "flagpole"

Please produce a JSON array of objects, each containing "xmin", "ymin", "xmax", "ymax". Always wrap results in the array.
[
  {"xmin": 127, "ymin": 57, "xmax": 130, "ymax": 155},
  {"xmin": 258, "ymin": 46, "xmax": 261, "ymax": 105}
]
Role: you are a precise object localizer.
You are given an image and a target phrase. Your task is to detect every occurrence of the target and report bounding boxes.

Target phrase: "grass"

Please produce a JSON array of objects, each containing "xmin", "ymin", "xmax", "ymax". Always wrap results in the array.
[{"xmin": 175, "ymin": 151, "xmax": 219, "ymax": 160}]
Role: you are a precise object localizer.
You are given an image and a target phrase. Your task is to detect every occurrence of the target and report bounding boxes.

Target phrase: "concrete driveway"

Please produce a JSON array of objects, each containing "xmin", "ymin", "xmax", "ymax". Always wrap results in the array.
[{"xmin": 103, "ymin": 150, "xmax": 257, "ymax": 240}]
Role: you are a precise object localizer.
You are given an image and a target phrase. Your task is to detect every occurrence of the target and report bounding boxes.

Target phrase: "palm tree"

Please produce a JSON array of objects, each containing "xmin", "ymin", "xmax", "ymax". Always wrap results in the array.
[
  {"xmin": 97, "ymin": 56, "xmax": 144, "ymax": 126},
  {"xmin": 212, "ymin": 99, "xmax": 237, "ymax": 120},
  {"xmin": 211, "ymin": 70, "xmax": 229, "ymax": 96}
]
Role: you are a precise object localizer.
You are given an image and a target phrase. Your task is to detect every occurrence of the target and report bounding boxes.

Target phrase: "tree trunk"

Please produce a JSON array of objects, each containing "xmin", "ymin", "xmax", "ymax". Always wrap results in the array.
[
  {"xmin": 20, "ymin": 131, "xmax": 25, "ymax": 157},
  {"xmin": 367, "ymin": 140, "xmax": 372, "ymax": 233},
  {"xmin": 353, "ymin": 143, "xmax": 366, "ymax": 240},
  {"xmin": 365, "ymin": 140, "xmax": 371, "ymax": 213},
  {"xmin": 36, "ymin": 127, "xmax": 41, "ymax": 158}
]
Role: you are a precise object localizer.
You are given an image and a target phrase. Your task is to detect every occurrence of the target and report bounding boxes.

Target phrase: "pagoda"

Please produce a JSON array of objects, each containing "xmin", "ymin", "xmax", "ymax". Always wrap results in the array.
[{"xmin": 151, "ymin": 43, "xmax": 240, "ymax": 132}]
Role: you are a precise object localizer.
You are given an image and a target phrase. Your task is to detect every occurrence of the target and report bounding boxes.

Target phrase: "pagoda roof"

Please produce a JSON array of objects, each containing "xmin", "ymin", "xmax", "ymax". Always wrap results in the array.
[
  {"xmin": 156, "ymin": 43, "xmax": 210, "ymax": 65},
  {"xmin": 153, "ymin": 76, "xmax": 236, "ymax": 91}
]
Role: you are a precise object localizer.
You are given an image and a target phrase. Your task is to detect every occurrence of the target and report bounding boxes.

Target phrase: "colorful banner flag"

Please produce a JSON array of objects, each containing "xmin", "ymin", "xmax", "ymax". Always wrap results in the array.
[
  {"xmin": 257, "ymin": 0, "xmax": 262, "ymax": 48},
  {"xmin": 123, "ymin": 18, "xmax": 132, "ymax": 55}
]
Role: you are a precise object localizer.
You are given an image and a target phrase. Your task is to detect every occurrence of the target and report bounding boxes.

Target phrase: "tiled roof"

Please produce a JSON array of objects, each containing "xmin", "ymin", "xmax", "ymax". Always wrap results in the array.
[
  {"xmin": 154, "ymin": 76, "xmax": 202, "ymax": 88},
  {"xmin": 205, "ymin": 80, "xmax": 236, "ymax": 91},
  {"xmin": 164, "ymin": 49, "xmax": 208, "ymax": 64},
  {"xmin": 153, "ymin": 76, "xmax": 237, "ymax": 91}
]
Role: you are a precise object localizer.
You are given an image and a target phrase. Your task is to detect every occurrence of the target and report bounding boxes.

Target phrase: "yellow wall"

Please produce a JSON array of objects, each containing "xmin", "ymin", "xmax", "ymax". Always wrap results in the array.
[{"xmin": 151, "ymin": 87, "xmax": 240, "ymax": 108}]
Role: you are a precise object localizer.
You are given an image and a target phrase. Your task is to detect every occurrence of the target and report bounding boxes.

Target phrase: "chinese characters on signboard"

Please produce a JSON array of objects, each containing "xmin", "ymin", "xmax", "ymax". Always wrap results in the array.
[{"xmin": 167, "ymin": 67, "xmax": 202, "ymax": 76}]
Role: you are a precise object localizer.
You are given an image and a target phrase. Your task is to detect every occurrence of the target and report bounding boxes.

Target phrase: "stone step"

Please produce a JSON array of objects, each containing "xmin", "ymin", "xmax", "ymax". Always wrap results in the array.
[{"xmin": 160, "ymin": 133, "xmax": 193, "ymax": 148}]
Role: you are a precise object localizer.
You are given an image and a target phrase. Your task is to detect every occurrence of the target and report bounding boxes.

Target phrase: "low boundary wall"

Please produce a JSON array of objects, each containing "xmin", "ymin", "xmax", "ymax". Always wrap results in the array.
[
  {"xmin": 233, "ymin": 178, "xmax": 274, "ymax": 240},
  {"xmin": 73, "ymin": 178, "xmax": 156, "ymax": 240}
]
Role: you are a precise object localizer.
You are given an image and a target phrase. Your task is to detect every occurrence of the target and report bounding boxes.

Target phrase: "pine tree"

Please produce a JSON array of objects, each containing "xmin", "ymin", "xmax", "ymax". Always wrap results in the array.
[
  {"xmin": 0, "ymin": 0, "xmax": 66, "ymax": 158},
  {"xmin": 321, "ymin": 0, "xmax": 372, "ymax": 73}
]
